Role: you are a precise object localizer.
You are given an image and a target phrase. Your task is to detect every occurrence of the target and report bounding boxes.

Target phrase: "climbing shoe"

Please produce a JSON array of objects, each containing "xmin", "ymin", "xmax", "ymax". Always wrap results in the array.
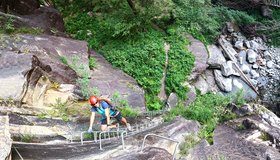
[{"xmin": 126, "ymin": 123, "xmax": 132, "ymax": 131}]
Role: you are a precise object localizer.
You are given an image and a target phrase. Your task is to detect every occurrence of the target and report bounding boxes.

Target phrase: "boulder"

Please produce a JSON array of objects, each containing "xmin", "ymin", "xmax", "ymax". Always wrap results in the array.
[
  {"xmin": 234, "ymin": 40, "xmax": 244, "ymax": 50},
  {"xmin": 221, "ymin": 61, "xmax": 240, "ymax": 77},
  {"xmin": 226, "ymin": 22, "xmax": 240, "ymax": 33},
  {"xmin": 207, "ymin": 45, "xmax": 226, "ymax": 69},
  {"xmin": 234, "ymin": 104, "xmax": 254, "ymax": 117},
  {"xmin": 267, "ymin": 61, "xmax": 274, "ymax": 69},
  {"xmin": 238, "ymin": 50, "xmax": 247, "ymax": 65},
  {"xmin": 229, "ymin": 78, "xmax": 257, "ymax": 100},
  {"xmin": 245, "ymin": 41, "xmax": 251, "ymax": 49},
  {"xmin": 252, "ymin": 63, "xmax": 259, "ymax": 69},
  {"xmin": 264, "ymin": 51, "xmax": 272, "ymax": 61},
  {"xmin": 250, "ymin": 40, "xmax": 260, "ymax": 51},
  {"xmin": 214, "ymin": 70, "xmax": 232, "ymax": 92},
  {"xmin": 184, "ymin": 85, "xmax": 196, "ymax": 106},
  {"xmin": 241, "ymin": 64, "xmax": 250, "ymax": 74},
  {"xmin": 204, "ymin": 69, "xmax": 220, "ymax": 93},
  {"xmin": 193, "ymin": 76, "xmax": 209, "ymax": 95},
  {"xmin": 187, "ymin": 35, "xmax": 209, "ymax": 81},
  {"xmin": 167, "ymin": 93, "xmax": 178, "ymax": 109},
  {"xmin": 89, "ymin": 50, "xmax": 145, "ymax": 110},
  {"xmin": 250, "ymin": 70, "xmax": 260, "ymax": 79},
  {"xmin": 247, "ymin": 49, "xmax": 258, "ymax": 63}
]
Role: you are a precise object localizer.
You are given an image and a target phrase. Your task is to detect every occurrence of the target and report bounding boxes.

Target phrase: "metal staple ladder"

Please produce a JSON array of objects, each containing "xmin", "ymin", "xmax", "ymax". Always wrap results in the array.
[{"xmin": 80, "ymin": 121, "xmax": 160, "ymax": 150}]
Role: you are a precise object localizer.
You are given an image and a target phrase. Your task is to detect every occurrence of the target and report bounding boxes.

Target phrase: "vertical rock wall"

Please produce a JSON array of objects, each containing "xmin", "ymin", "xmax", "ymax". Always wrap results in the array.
[{"xmin": 0, "ymin": 115, "xmax": 12, "ymax": 160}]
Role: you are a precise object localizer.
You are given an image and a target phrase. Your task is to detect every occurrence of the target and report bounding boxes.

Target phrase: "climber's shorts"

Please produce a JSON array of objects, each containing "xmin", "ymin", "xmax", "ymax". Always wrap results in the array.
[{"xmin": 101, "ymin": 112, "xmax": 122, "ymax": 125}]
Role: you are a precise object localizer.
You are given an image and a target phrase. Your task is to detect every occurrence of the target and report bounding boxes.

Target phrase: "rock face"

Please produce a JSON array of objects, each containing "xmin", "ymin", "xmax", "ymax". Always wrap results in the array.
[
  {"xmin": 150, "ymin": 117, "xmax": 200, "ymax": 155},
  {"xmin": 188, "ymin": 104, "xmax": 280, "ymax": 160},
  {"xmin": 187, "ymin": 35, "xmax": 209, "ymax": 81},
  {"xmin": 11, "ymin": 0, "xmax": 40, "ymax": 15},
  {"xmin": 89, "ymin": 50, "xmax": 146, "ymax": 110},
  {"xmin": 114, "ymin": 147, "xmax": 172, "ymax": 160},
  {"xmin": 21, "ymin": 7, "xmax": 65, "ymax": 34},
  {"xmin": 108, "ymin": 116, "xmax": 200, "ymax": 160},
  {"xmin": 0, "ymin": 115, "xmax": 12, "ymax": 160},
  {"xmin": 0, "ymin": 34, "xmax": 88, "ymax": 109},
  {"xmin": 167, "ymin": 93, "xmax": 178, "ymax": 109},
  {"xmin": 0, "ymin": 6, "xmax": 65, "ymax": 35}
]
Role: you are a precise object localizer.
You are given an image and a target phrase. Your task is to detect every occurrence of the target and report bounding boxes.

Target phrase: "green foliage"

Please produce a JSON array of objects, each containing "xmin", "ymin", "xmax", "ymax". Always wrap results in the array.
[
  {"xmin": 236, "ymin": 123, "xmax": 246, "ymax": 130},
  {"xmin": 0, "ymin": 17, "xmax": 43, "ymax": 35},
  {"xmin": 99, "ymin": 30, "xmax": 166, "ymax": 110},
  {"xmin": 145, "ymin": 94, "xmax": 163, "ymax": 110},
  {"xmin": 48, "ymin": 98, "xmax": 71, "ymax": 121},
  {"xmin": 111, "ymin": 91, "xmax": 139, "ymax": 117},
  {"xmin": 173, "ymin": 0, "xmax": 255, "ymax": 43},
  {"xmin": 2, "ymin": 18, "xmax": 15, "ymax": 34},
  {"xmin": 164, "ymin": 92, "xmax": 236, "ymax": 143},
  {"xmin": 77, "ymin": 77, "xmax": 90, "ymax": 99},
  {"xmin": 83, "ymin": 133, "xmax": 94, "ymax": 140},
  {"xmin": 55, "ymin": 0, "xmax": 174, "ymax": 38},
  {"xmin": 64, "ymin": 55, "xmax": 91, "ymax": 99},
  {"xmin": 260, "ymin": 132, "xmax": 270, "ymax": 141},
  {"xmin": 59, "ymin": 56, "xmax": 68, "ymax": 65},
  {"xmin": 247, "ymin": 8, "xmax": 280, "ymax": 46},
  {"xmin": 230, "ymin": 89, "xmax": 246, "ymax": 107},
  {"xmin": 20, "ymin": 134, "xmax": 34, "ymax": 143},
  {"xmin": 179, "ymin": 134, "xmax": 199, "ymax": 155},
  {"xmin": 48, "ymin": 98, "xmax": 94, "ymax": 120},
  {"xmin": 119, "ymin": 106, "xmax": 139, "ymax": 118},
  {"xmin": 89, "ymin": 57, "xmax": 97, "ymax": 70},
  {"xmin": 68, "ymin": 55, "xmax": 90, "ymax": 78},
  {"xmin": 166, "ymin": 32, "xmax": 195, "ymax": 99},
  {"xmin": 54, "ymin": 0, "xmax": 257, "ymax": 110},
  {"xmin": 164, "ymin": 104, "xmax": 185, "ymax": 122},
  {"xmin": 37, "ymin": 113, "xmax": 47, "ymax": 120}
]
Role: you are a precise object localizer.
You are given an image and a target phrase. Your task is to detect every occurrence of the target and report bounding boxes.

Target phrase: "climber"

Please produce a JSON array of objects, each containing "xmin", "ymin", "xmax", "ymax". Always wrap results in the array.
[{"xmin": 87, "ymin": 96, "xmax": 132, "ymax": 132}]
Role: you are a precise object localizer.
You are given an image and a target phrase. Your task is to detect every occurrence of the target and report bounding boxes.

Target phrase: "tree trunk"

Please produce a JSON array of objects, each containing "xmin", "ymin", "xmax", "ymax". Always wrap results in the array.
[{"xmin": 126, "ymin": 0, "xmax": 137, "ymax": 15}]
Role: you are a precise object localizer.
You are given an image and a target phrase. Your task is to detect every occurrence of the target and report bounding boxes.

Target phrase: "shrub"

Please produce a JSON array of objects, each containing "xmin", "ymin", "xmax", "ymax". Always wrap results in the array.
[
  {"xmin": 20, "ymin": 134, "xmax": 34, "ymax": 143},
  {"xmin": 59, "ymin": 56, "xmax": 68, "ymax": 65},
  {"xmin": 165, "ymin": 31, "xmax": 195, "ymax": 99},
  {"xmin": 89, "ymin": 57, "xmax": 97, "ymax": 70},
  {"xmin": 179, "ymin": 134, "xmax": 199, "ymax": 155},
  {"xmin": 110, "ymin": 91, "xmax": 139, "ymax": 117}
]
